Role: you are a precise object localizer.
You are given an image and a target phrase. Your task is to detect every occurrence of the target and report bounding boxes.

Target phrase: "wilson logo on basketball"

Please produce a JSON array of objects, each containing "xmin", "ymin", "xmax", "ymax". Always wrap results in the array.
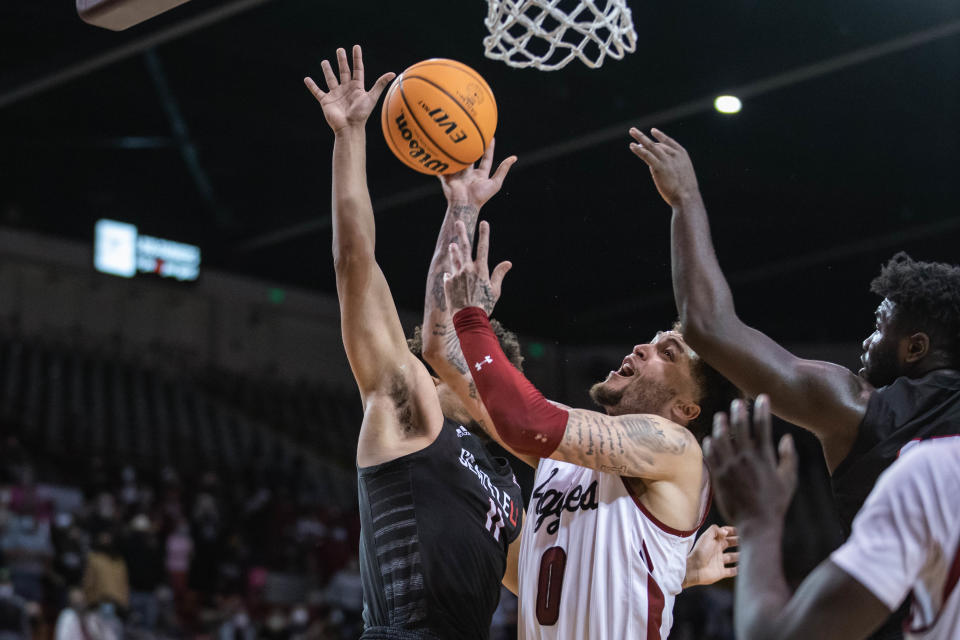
[
  {"xmin": 393, "ymin": 111, "xmax": 450, "ymax": 174},
  {"xmin": 532, "ymin": 467, "xmax": 599, "ymax": 535}
]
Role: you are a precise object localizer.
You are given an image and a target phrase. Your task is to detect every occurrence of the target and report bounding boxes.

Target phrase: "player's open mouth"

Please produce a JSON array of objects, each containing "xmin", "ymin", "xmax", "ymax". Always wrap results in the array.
[{"xmin": 616, "ymin": 359, "xmax": 635, "ymax": 377}]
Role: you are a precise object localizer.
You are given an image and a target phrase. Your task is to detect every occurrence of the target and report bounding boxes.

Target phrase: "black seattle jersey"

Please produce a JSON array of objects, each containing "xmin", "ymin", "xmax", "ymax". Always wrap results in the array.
[{"xmin": 357, "ymin": 418, "xmax": 523, "ymax": 640}]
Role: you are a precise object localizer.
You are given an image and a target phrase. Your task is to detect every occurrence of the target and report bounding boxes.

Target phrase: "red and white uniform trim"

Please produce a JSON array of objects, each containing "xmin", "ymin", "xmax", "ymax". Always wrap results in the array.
[
  {"xmin": 831, "ymin": 438, "xmax": 960, "ymax": 640},
  {"xmin": 517, "ymin": 458, "xmax": 711, "ymax": 640}
]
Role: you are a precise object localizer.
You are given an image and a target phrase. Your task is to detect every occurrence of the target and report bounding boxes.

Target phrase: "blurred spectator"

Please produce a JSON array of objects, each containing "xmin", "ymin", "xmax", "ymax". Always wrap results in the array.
[
  {"xmin": 324, "ymin": 558, "xmax": 362, "ymax": 639},
  {"xmin": 0, "ymin": 512, "xmax": 52, "ymax": 604},
  {"xmin": 165, "ymin": 519, "xmax": 192, "ymax": 616},
  {"xmin": 216, "ymin": 600, "xmax": 255, "ymax": 640},
  {"xmin": 51, "ymin": 517, "xmax": 87, "ymax": 592},
  {"xmin": 52, "ymin": 588, "xmax": 87, "ymax": 640},
  {"xmin": 0, "ymin": 568, "xmax": 30, "ymax": 640},
  {"xmin": 216, "ymin": 533, "xmax": 249, "ymax": 597},
  {"xmin": 189, "ymin": 491, "xmax": 221, "ymax": 598},
  {"xmin": 81, "ymin": 531, "xmax": 128, "ymax": 612},
  {"xmin": 261, "ymin": 609, "xmax": 289, "ymax": 640},
  {"xmin": 122, "ymin": 515, "xmax": 163, "ymax": 630},
  {"xmin": 118, "ymin": 468, "xmax": 139, "ymax": 512}
]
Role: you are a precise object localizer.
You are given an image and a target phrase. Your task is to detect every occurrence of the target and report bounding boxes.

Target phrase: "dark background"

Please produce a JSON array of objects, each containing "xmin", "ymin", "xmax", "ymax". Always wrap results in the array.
[{"xmin": 2, "ymin": 0, "xmax": 959, "ymax": 350}]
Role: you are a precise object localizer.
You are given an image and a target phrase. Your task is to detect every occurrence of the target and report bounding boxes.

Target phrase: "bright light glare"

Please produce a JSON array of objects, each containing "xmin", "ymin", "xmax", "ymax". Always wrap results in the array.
[{"xmin": 714, "ymin": 95, "xmax": 742, "ymax": 114}]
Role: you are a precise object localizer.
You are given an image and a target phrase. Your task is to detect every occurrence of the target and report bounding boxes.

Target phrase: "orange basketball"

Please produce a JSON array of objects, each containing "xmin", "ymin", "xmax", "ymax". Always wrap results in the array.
[{"xmin": 381, "ymin": 59, "xmax": 497, "ymax": 175}]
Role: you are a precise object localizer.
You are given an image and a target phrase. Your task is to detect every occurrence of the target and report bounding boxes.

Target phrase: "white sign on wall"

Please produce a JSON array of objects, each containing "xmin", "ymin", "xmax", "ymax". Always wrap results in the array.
[{"xmin": 94, "ymin": 219, "xmax": 200, "ymax": 281}]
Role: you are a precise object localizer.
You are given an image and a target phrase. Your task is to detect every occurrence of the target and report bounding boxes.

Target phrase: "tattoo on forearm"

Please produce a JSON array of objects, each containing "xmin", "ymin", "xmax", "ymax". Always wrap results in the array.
[
  {"xmin": 562, "ymin": 411, "xmax": 689, "ymax": 474},
  {"xmin": 468, "ymin": 381, "xmax": 478, "ymax": 400},
  {"xmin": 449, "ymin": 204, "xmax": 480, "ymax": 242},
  {"xmin": 600, "ymin": 464, "xmax": 627, "ymax": 475},
  {"xmin": 430, "ymin": 273, "xmax": 447, "ymax": 311},
  {"xmin": 443, "ymin": 326, "xmax": 468, "ymax": 375}
]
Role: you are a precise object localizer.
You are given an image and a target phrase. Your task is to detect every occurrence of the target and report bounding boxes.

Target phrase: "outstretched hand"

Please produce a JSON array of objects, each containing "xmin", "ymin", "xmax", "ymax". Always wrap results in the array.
[
  {"xmin": 443, "ymin": 220, "xmax": 512, "ymax": 317},
  {"xmin": 684, "ymin": 524, "xmax": 739, "ymax": 588},
  {"xmin": 703, "ymin": 395, "xmax": 798, "ymax": 529},
  {"xmin": 304, "ymin": 44, "xmax": 395, "ymax": 134},
  {"xmin": 439, "ymin": 139, "xmax": 518, "ymax": 208},
  {"xmin": 628, "ymin": 128, "xmax": 700, "ymax": 207}
]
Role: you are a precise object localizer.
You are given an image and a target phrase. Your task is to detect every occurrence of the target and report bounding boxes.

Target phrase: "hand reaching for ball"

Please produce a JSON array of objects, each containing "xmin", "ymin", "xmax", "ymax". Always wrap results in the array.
[
  {"xmin": 439, "ymin": 139, "xmax": 518, "ymax": 208},
  {"xmin": 304, "ymin": 45, "xmax": 395, "ymax": 135}
]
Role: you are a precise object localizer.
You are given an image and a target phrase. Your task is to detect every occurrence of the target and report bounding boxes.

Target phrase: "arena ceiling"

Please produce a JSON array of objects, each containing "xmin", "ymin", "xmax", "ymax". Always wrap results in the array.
[{"xmin": 2, "ymin": 1, "xmax": 959, "ymax": 348}]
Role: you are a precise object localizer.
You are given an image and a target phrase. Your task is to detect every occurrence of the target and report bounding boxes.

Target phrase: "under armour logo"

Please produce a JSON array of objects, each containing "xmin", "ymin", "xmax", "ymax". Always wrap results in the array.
[{"xmin": 474, "ymin": 355, "xmax": 493, "ymax": 371}]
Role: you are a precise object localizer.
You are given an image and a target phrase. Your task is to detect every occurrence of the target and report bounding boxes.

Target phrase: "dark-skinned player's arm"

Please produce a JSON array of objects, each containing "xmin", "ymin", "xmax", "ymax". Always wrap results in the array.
[
  {"xmin": 419, "ymin": 143, "xmax": 540, "ymax": 468},
  {"xmin": 704, "ymin": 396, "xmax": 893, "ymax": 640},
  {"xmin": 442, "ymin": 220, "xmax": 702, "ymax": 483},
  {"xmin": 629, "ymin": 128, "xmax": 873, "ymax": 471},
  {"xmin": 304, "ymin": 46, "xmax": 443, "ymax": 466}
]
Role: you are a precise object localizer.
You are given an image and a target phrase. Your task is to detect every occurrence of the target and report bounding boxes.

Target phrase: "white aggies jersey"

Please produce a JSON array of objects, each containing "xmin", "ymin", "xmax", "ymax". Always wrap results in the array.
[
  {"xmin": 830, "ymin": 438, "xmax": 960, "ymax": 640},
  {"xmin": 517, "ymin": 458, "xmax": 711, "ymax": 640}
]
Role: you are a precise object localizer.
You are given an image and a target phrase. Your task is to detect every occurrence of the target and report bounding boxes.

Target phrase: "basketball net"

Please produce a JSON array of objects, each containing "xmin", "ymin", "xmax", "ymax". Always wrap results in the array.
[{"xmin": 483, "ymin": 0, "xmax": 637, "ymax": 70}]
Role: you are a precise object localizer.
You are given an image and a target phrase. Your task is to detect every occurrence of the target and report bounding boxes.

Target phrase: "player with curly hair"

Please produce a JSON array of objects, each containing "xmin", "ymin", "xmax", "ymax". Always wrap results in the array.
[{"xmin": 629, "ymin": 127, "xmax": 960, "ymax": 640}]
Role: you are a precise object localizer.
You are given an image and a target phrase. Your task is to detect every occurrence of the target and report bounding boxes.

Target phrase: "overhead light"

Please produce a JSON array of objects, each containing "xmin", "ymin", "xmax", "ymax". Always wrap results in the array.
[{"xmin": 714, "ymin": 95, "xmax": 742, "ymax": 114}]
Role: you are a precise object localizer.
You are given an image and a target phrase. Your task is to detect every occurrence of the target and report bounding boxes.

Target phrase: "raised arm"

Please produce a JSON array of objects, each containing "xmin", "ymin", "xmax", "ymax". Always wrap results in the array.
[
  {"xmin": 443, "ymin": 221, "xmax": 700, "ymax": 481},
  {"xmin": 629, "ymin": 128, "xmax": 872, "ymax": 470},
  {"xmin": 305, "ymin": 46, "xmax": 442, "ymax": 463},
  {"xmin": 419, "ymin": 143, "xmax": 533, "ymax": 462},
  {"xmin": 704, "ymin": 396, "xmax": 890, "ymax": 640}
]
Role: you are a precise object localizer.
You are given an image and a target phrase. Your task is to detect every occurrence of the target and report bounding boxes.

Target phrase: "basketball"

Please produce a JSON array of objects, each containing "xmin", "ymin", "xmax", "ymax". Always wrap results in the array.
[{"xmin": 381, "ymin": 59, "xmax": 497, "ymax": 175}]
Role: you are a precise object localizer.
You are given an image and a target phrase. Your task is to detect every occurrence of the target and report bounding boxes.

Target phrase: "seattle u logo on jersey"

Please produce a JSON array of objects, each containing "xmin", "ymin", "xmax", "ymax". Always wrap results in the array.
[{"xmin": 533, "ymin": 467, "xmax": 599, "ymax": 535}]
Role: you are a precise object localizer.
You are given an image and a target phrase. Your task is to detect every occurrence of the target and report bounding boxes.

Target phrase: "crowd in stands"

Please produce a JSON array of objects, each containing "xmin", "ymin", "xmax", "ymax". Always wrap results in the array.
[
  {"xmin": 0, "ymin": 336, "xmax": 846, "ymax": 640},
  {"xmin": 0, "ymin": 435, "xmax": 371, "ymax": 639}
]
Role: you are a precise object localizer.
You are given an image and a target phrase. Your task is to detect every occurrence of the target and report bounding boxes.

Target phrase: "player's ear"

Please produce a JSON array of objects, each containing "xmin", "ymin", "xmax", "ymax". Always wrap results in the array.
[
  {"xmin": 902, "ymin": 332, "xmax": 930, "ymax": 364},
  {"xmin": 671, "ymin": 399, "xmax": 700, "ymax": 425}
]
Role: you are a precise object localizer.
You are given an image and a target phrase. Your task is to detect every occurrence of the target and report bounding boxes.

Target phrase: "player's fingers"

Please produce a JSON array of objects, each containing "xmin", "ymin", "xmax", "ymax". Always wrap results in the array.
[
  {"xmin": 777, "ymin": 434, "xmax": 798, "ymax": 495},
  {"xmin": 722, "ymin": 552, "xmax": 739, "ymax": 565},
  {"xmin": 442, "ymin": 273, "xmax": 456, "ymax": 308},
  {"xmin": 352, "ymin": 44, "xmax": 364, "ymax": 84},
  {"xmin": 651, "ymin": 127, "xmax": 683, "ymax": 151},
  {"xmin": 303, "ymin": 77, "xmax": 326, "ymax": 101},
  {"xmin": 320, "ymin": 59, "xmax": 338, "ymax": 91},
  {"xmin": 336, "ymin": 47, "xmax": 351, "ymax": 84},
  {"xmin": 730, "ymin": 398, "xmax": 751, "ymax": 446},
  {"xmin": 492, "ymin": 155, "xmax": 517, "ymax": 187},
  {"xmin": 701, "ymin": 435, "xmax": 714, "ymax": 462},
  {"xmin": 707, "ymin": 412, "xmax": 734, "ymax": 464},
  {"xmin": 629, "ymin": 128, "xmax": 666, "ymax": 160},
  {"xmin": 754, "ymin": 394, "xmax": 775, "ymax": 462},
  {"xmin": 726, "ymin": 536, "xmax": 739, "ymax": 548},
  {"xmin": 720, "ymin": 525, "xmax": 737, "ymax": 537},
  {"xmin": 629, "ymin": 142, "xmax": 659, "ymax": 166},
  {"xmin": 449, "ymin": 242, "xmax": 464, "ymax": 273},
  {"xmin": 455, "ymin": 220, "xmax": 473, "ymax": 263},
  {"xmin": 490, "ymin": 261, "xmax": 512, "ymax": 293},
  {"xmin": 369, "ymin": 72, "xmax": 396, "ymax": 103},
  {"xmin": 725, "ymin": 566, "xmax": 738, "ymax": 578},
  {"xmin": 475, "ymin": 220, "xmax": 490, "ymax": 270},
  {"xmin": 478, "ymin": 139, "xmax": 495, "ymax": 175}
]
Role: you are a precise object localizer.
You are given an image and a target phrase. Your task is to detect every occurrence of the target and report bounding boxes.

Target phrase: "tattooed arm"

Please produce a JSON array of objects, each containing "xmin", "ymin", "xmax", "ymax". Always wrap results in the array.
[
  {"xmin": 553, "ymin": 409, "xmax": 699, "ymax": 479},
  {"xmin": 420, "ymin": 142, "xmax": 539, "ymax": 465}
]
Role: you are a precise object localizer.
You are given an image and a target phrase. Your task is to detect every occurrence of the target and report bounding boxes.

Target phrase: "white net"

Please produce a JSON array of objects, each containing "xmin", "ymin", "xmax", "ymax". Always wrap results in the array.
[{"xmin": 483, "ymin": 0, "xmax": 637, "ymax": 71}]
